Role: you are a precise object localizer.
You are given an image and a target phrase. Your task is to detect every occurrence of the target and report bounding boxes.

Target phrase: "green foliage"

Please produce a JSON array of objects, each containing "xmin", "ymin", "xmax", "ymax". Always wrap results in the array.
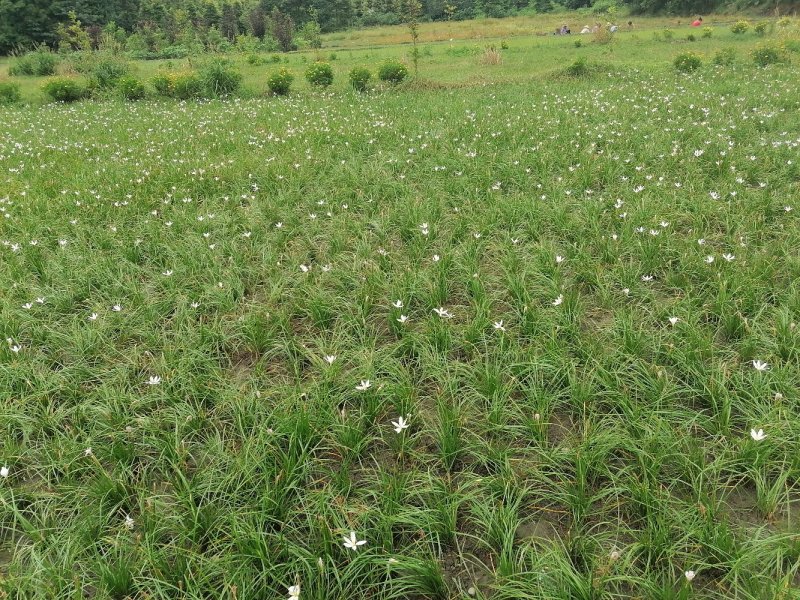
[
  {"xmin": 731, "ymin": 20, "xmax": 750, "ymax": 35},
  {"xmin": 753, "ymin": 21, "xmax": 769, "ymax": 37},
  {"xmin": 662, "ymin": 29, "xmax": 674, "ymax": 41},
  {"xmin": 378, "ymin": 59, "xmax": 409, "ymax": 84},
  {"xmin": 751, "ymin": 42, "xmax": 788, "ymax": 67},
  {"xmin": 702, "ymin": 26, "xmax": 713, "ymax": 38},
  {"xmin": 349, "ymin": 66, "xmax": 371, "ymax": 91},
  {"xmin": 300, "ymin": 20, "xmax": 322, "ymax": 50},
  {"xmin": 199, "ymin": 60, "xmax": 242, "ymax": 96},
  {"xmin": 564, "ymin": 55, "xmax": 590, "ymax": 77},
  {"xmin": 305, "ymin": 61, "xmax": 334, "ymax": 87},
  {"xmin": 687, "ymin": 33, "xmax": 696, "ymax": 42},
  {"xmin": 267, "ymin": 67, "xmax": 294, "ymax": 95},
  {"xmin": 41, "ymin": 77, "xmax": 86, "ymax": 102},
  {"xmin": 674, "ymin": 50, "xmax": 702, "ymax": 72},
  {"xmin": 116, "ymin": 76, "xmax": 145, "ymax": 101},
  {"xmin": 0, "ymin": 81, "xmax": 21, "ymax": 104},
  {"xmin": 574, "ymin": 38, "xmax": 582, "ymax": 48},
  {"xmin": 151, "ymin": 71, "xmax": 204, "ymax": 99},
  {"xmin": 713, "ymin": 47, "xmax": 737, "ymax": 65},
  {"xmin": 55, "ymin": 11, "xmax": 92, "ymax": 52},
  {"xmin": 501, "ymin": 40, "xmax": 509, "ymax": 49},
  {"xmin": 90, "ymin": 57, "xmax": 130, "ymax": 89},
  {"xmin": 9, "ymin": 48, "xmax": 58, "ymax": 77}
]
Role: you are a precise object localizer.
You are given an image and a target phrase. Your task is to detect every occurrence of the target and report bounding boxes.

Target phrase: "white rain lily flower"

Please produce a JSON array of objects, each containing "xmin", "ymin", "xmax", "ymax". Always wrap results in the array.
[
  {"xmin": 84, "ymin": 448, "xmax": 93, "ymax": 457},
  {"xmin": 355, "ymin": 380, "xmax": 371, "ymax": 391},
  {"xmin": 191, "ymin": 302, "xmax": 200, "ymax": 309},
  {"xmin": 342, "ymin": 531, "xmax": 367, "ymax": 551},
  {"xmin": 324, "ymin": 355, "xmax": 336, "ymax": 365},
  {"xmin": 22, "ymin": 303, "xmax": 32, "ymax": 310},
  {"xmin": 668, "ymin": 317, "xmax": 679, "ymax": 326},
  {"xmin": 0, "ymin": 466, "xmax": 8, "ymax": 478},
  {"xmin": 555, "ymin": 255, "xmax": 564, "ymax": 264},
  {"xmin": 641, "ymin": 275, "xmax": 654, "ymax": 282},
  {"xmin": 146, "ymin": 375, "xmax": 162, "ymax": 385},
  {"xmin": 493, "ymin": 320, "xmax": 506, "ymax": 331},
  {"xmin": 750, "ymin": 428, "xmax": 766, "ymax": 441},
  {"xmin": 752, "ymin": 360, "xmax": 769, "ymax": 372},
  {"xmin": 684, "ymin": 571, "xmax": 696, "ymax": 583},
  {"xmin": 112, "ymin": 304, "xmax": 122, "ymax": 312},
  {"xmin": 432, "ymin": 254, "xmax": 441, "ymax": 262},
  {"xmin": 704, "ymin": 256, "xmax": 714, "ymax": 264},
  {"xmin": 88, "ymin": 313, "xmax": 98, "ymax": 321},
  {"xmin": 622, "ymin": 288, "xmax": 630, "ymax": 296},
  {"xmin": 299, "ymin": 264, "xmax": 310, "ymax": 273},
  {"xmin": 287, "ymin": 584, "xmax": 301, "ymax": 599},
  {"xmin": 392, "ymin": 300, "xmax": 403, "ymax": 308},
  {"xmin": 392, "ymin": 416, "xmax": 410, "ymax": 433},
  {"xmin": 162, "ymin": 270, "xmax": 173, "ymax": 276},
  {"xmin": 10, "ymin": 345, "xmax": 21, "ymax": 353},
  {"xmin": 433, "ymin": 307, "xmax": 453, "ymax": 318},
  {"xmin": 722, "ymin": 253, "xmax": 735, "ymax": 262},
  {"xmin": 124, "ymin": 515, "xmax": 135, "ymax": 530},
  {"xmin": 35, "ymin": 297, "xmax": 45, "ymax": 304},
  {"xmin": 552, "ymin": 295, "xmax": 564, "ymax": 306},
  {"xmin": 397, "ymin": 315, "xmax": 409, "ymax": 324}
]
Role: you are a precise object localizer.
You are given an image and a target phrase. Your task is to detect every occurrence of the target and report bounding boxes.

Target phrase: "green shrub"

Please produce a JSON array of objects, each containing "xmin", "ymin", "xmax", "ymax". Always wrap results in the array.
[
  {"xmin": 574, "ymin": 39, "xmax": 583, "ymax": 48},
  {"xmin": 91, "ymin": 57, "xmax": 130, "ymax": 88},
  {"xmin": 713, "ymin": 47, "xmax": 736, "ymax": 66},
  {"xmin": 702, "ymin": 26, "xmax": 713, "ymax": 38},
  {"xmin": 564, "ymin": 56, "xmax": 590, "ymax": 77},
  {"xmin": 0, "ymin": 81, "xmax": 21, "ymax": 105},
  {"xmin": 378, "ymin": 60, "xmax": 409, "ymax": 84},
  {"xmin": 662, "ymin": 29, "xmax": 674, "ymax": 41},
  {"xmin": 200, "ymin": 60, "xmax": 242, "ymax": 96},
  {"xmin": 687, "ymin": 33, "xmax": 696, "ymax": 42},
  {"xmin": 674, "ymin": 50, "xmax": 702, "ymax": 73},
  {"xmin": 753, "ymin": 21, "xmax": 769, "ymax": 37},
  {"xmin": 42, "ymin": 77, "xmax": 87, "ymax": 103},
  {"xmin": 500, "ymin": 40, "xmax": 509, "ymax": 50},
  {"xmin": 752, "ymin": 42, "xmax": 788, "ymax": 67},
  {"xmin": 349, "ymin": 66, "xmax": 371, "ymax": 92},
  {"xmin": 731, "ymin": 20, "xmax": 750, "ymax": 35},
  {"xmin": 9, "ymin": 48, "xmax": 58, "ymax": 76},
  {"xmin": 117, "ymin": 76, "xmax": 146, "ymax": 100},
  {"xmin": 267, "ymin": 67, "xmax": 294, "ymax": 96},
  {"xmin": 151, "ymin": 71, "xmax": 204, "ymax": 99},
  {"xmin": 305, "ymin": 61, "xmax": 334, "ymax": 87}
]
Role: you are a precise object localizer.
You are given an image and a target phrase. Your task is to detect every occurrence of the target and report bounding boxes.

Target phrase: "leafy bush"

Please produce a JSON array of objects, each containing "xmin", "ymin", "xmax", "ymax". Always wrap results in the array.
[
  {"xmin": 500, "ymin": 40, "xmax": 509, "ymax": 50},
  {"xmin": 349, "ymin": 66, "xmax": 371, "ymax": 92},
  {"xmin": 305, "ymin": 61, "xmax": 334, "ymax": 87},
  {"xmin": 0, "ymin": 82, "xmax": 21, "ymax": 105},
  {"xmin": 200, "ymin": 60, "xmax": 242, "ymax": 96},
  {"xmin": 754, "ymin": 21, "xmax": 769, "ymax": 37},
  {"xmin": 267, "ymin": 67, "xmax": 294, "ymax": 96},
  {"xmin": 574, "ymin": 39, "xmax": 583, "ymax": 48},
  {"xmin": 117, "ymin": 76, "xmax": 146, "ymax": 100},
  {"xmin": 91, "ymin": 57, "xmax": 130, "ymax": 88},
  {"xmin": 713, "ymin": 47, "xmax": 736, "ymax": 66},
  {"xmin": 731, "ymin": 20, "xmax": 750, "ymax": 35},
  {"xmin": 9, "ymin": 48, "xmax": 58, "ymax": 77},
  {"xmin": 378, "ymin": 60, "xmax": 409, "ymax": 84},
  {"xmin": 752, "ymin": 43, "xmax": 788, "ymax": 67},
  {"xmin": 702, "ymin": 27, "xmax": 713, "ymax": 38},
  {"xmin": 42, "ymin": 77, "xmax": 87, "ymax": 103},
  {"xmin": 674, "ymin": 51, "xmax": 702, "ymax": 73},
  {"xmin": 151, "ymin": 71, "xmax": 204, "ymax": 99},
  {"xmin": 687, "ymin": 34, "xmax": 696, "ymax": 42}
]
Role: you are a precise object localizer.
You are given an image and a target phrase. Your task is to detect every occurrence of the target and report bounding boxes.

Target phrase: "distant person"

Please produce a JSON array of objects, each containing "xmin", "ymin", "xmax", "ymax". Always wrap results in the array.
[
  {"xmin": 581, "ymin": 25, "xmax": 591, "ymax": 34},
  {"xmin": 592, "ymin": 23, "xmax": 601, "ymax": 33},
  {"xmin": 692, "ymin": 17, "xmax": 703, "ymax": 26},
  {"xmin": 609, "ymin": 24, "xmax": 619, "ymax": 32},
  {"xmin": 627, "ymin": 20, "xmax": 633, "ymax": 29}
]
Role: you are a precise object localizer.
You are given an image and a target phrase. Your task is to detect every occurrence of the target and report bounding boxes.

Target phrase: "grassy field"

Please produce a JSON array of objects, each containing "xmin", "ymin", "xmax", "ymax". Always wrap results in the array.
[{"xmin": 2, "ymin": 13, "xmax": 800, "ymax": 600}]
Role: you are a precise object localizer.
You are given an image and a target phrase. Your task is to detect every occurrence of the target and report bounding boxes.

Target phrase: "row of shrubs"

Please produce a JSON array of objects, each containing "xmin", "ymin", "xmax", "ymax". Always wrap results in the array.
[
  {"xmin": 1, "ymin": 59, "xmax": 410, "ymax": 104},
  {"xmin": 674, "ymin": 42, "xmax": 791, "ymax": 72}
]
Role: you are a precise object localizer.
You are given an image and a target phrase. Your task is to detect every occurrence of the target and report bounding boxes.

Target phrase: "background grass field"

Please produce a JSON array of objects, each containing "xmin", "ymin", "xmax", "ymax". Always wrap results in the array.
[{"xmin": 1, "ymin": 12, "xmax": 800, "ymax": 600}]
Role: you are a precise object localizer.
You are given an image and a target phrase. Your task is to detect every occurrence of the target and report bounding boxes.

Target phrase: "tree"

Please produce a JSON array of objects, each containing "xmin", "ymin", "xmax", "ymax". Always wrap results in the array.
[
  {"xmin": 400, "ymin": 0, "xmax": 422, "ymax": 76},
  {"xmin": 270, "ymin": 7, "xmax": 294, "ymax": 52},
  {"xmin": 248, "ymin": 6, "xmax": 267, "ymax": 38}
]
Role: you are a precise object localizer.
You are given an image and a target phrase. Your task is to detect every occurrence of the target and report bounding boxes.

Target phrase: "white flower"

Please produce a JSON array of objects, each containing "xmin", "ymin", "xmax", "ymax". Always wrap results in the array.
[
  {"xmin": 432, "ymin": 254, "xmax": 441, "ymax": 262},
  {"xmin": 88, "ymin": 313, "xmax": 98, "ymax": 321},
  {"xmin": 622, "ymin": 288, "xmax": 630, "ymax": 296},
  {"xmin": 397, "ymin": 314, "xmax": 409, "ymax": 324},
  {"xmin": 299, "ymin": 264, "xmax": 310, "ymax": 273},
  {"xmin": 35, "ymin": 297, "xmax": 45, "ymax": 304},
  {"xmin": 552, "ymin": 295, "xmax": 564, "ymax": 306},
  {"xmin": 342, "ymin": 531, "xmax": 366, "ymax": 551},
  {"xmin": 684, "ymin": 570, "xmax": 696, "ymax": 582},
  {"xmin": 124, "ymin": 515, "xmax": 135, "ymax": 530},
  {"xmin": 84, "ymin": 448, "xmax": 93, "ymax": 457},
  {"xmin": 391, "ymin": 416, "xmax": 410, "ymax": 433},
  {"xmin": 112, "ymin": 304, "xmax": 122, "ymax": 312},
  {"xmin": 324, "ymin": 355, "xmax": 336, "ymax": 365},
  {"xmin": 10, "ymin": 345, "xmax": 21, "ymax": 353},
  {"xmin": 610, "ymin": 549, "xmax": 621, "ymax": 561},
  {"xmin": 750, "ymin": 428, "xmax": 766, "ymax": 441},
  {"xmin": 287, "ymin": 584, "xmax": 301, "ymax": 599},
  {"xmin": 162, "ymin": 270, "xmax": 173, "ymax": 276},
  {"xmin": 722, "ymin": 253, "xmax": 735, "ymax": 262},
  {"xmin": 705, "ymin": 256, "xmax": 714, "ymax": 264},
  {"xmin": 668, "ymin": 317, "xmax": 679, "ymax": 326},
  {"xmin": 641, "ymin": 275, "xmax": 654, "ymax": 282},
  {"xmin": 22, "ymin": 303, "xmax": 32, "ymax": 310},
  {"xmin": 190, "ymin": 302, "xmax": 200, "ymax": 309},
  {"xmin": 752, "ymin": 360, "xmax": 769, "ymax": 372},
  {"xmin": 555, "ymin": 255, "xmax": 564, "ymax": 264},
  {"xmin": 0, "ymin": 466, "xmax": 8, "ymax": 478},
  {"xmin": 392, "ymin": 300, "xmax": 403, "ymax": 308},
  {"xmin": 355, "ymin": 380, "xmax": 371, "ymax": 391},
  {"xmin": 493, "ymin": 320, "xmax": 506, "ymax": 331},
  {"xmin": 433, "ymin": 307, "xmax": 453, "ymax": 318},
  {"xmin": 146, "ymin": 375, "xmax": 162, "ymax": 385}
]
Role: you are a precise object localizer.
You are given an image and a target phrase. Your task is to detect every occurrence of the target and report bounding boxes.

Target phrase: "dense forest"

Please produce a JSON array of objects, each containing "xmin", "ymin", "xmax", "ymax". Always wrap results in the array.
[{"xmin": 0, "ymin": 0, "xmax": 790, "ymax": 54}]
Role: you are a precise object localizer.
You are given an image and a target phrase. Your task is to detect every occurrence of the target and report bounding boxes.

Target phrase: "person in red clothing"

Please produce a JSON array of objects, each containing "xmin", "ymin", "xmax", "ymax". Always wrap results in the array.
[{"xmin": 692, "ymin": 17, "xmax": 703, "ymax": 26}]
